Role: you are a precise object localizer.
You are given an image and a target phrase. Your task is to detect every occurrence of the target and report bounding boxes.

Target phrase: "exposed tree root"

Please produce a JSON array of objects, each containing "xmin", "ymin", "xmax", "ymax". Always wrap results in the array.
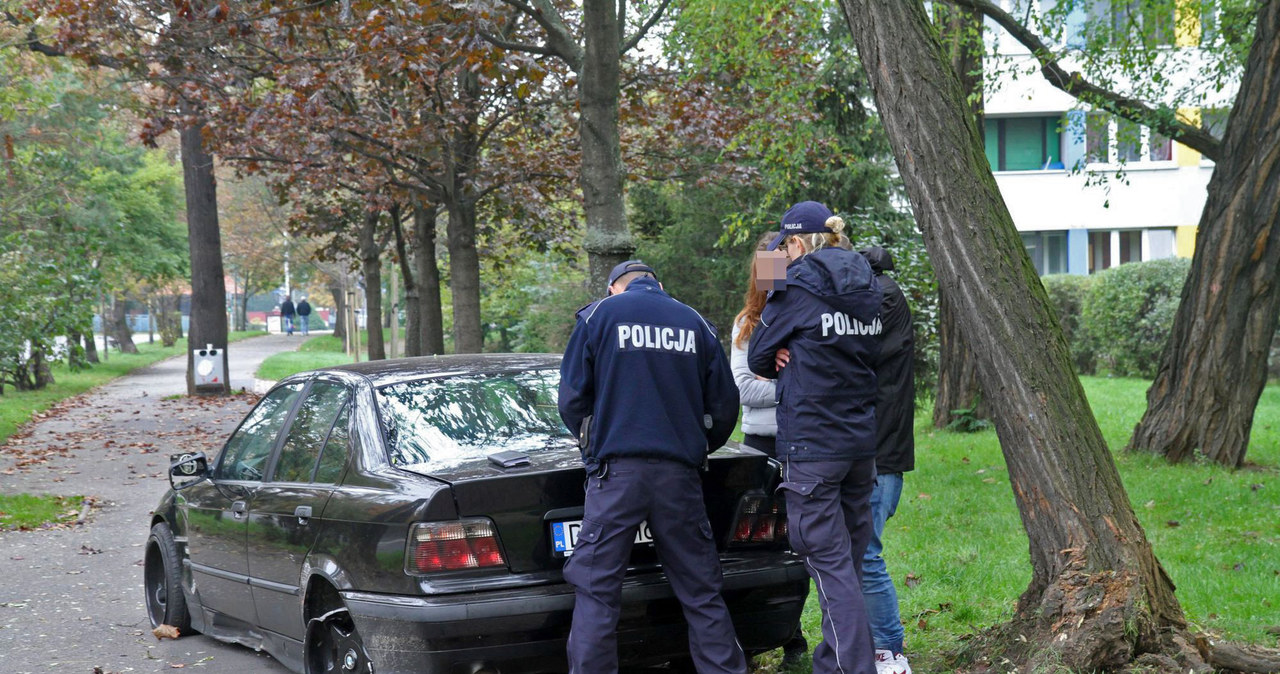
[{"xmin": 1208, "ymin": 641, "xmax": 1280, "ymax": 673}]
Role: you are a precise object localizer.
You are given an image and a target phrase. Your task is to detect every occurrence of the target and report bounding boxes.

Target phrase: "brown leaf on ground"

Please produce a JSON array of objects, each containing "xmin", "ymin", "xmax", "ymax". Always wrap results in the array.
[
  {"xmin": 152, "ymin": 624, "xmax": 181, "ymax": 640},
  {"xmin": 904, "ymin": 572, "xmax": 922, "ymax": 588}
]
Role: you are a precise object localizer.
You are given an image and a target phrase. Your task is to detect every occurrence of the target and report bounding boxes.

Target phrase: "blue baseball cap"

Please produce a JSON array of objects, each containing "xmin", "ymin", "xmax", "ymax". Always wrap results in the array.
[
  {"xmin": 767, "ymin": 201, "xmax": 835, "ymax": 250},
  {"xmin": 607, "ymin": 260, "xmax": 658, "ymax": 288}
]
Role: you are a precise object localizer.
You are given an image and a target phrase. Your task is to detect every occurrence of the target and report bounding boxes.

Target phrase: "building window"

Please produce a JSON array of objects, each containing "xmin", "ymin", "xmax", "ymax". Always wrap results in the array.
[
  {"xmin": 1092, "ymin": 0, "xmax": 1175, "ymax": 46},
  {"xmin": 1148, "ymin": 228, "xmax": 1176, "ymax": 259},
  {"xmin": 1089, "ymin": 231, "xmax": 1112, "ymax": 273},
  {"xmin": 1119, "ymin": 230, "xmax": 1142, "ymax": 264},
  {"xmin": 984, "ymin": 115, "xmax": 1063, "ymax": 171},
  {"xmin": 1085, "ymin": 113, "xmax": 1176, "ymax": 166},
  {"xmin": 1022, "ymin": 231, "xmax": 1068, "ymax": 275}
]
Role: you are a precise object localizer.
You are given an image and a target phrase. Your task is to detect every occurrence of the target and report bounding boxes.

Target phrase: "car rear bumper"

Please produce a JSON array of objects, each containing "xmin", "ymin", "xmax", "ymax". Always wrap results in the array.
[{"xmin": 343, "ymin": 555, "xmax": 809, "ymax": 674}]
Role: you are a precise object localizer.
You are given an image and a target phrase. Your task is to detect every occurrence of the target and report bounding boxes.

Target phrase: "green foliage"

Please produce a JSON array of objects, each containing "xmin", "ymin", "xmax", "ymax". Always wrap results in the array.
[
  {"xmin": 1041, "ymin": 273, "xmax": 1098, "ymax": 375},
  {"xmin": 0, "ymin": 51, "xmax": 187, "ymax": 389},
  {"xmin": 480, "ymin": 251, "xmax": 591, "ymax": 354},
  {"xmin": 1081, "ymin": 257, "xmax": 1190, "ymax": 377},
  {"xmin": 946, "ymin": 398, "xmax": 994, "ymax": 433}
]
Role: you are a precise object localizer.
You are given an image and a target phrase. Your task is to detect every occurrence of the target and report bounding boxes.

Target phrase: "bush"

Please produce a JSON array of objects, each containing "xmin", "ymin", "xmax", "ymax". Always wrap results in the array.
[
  {"xmin": 1081, "ymin": 257, "xmax": 1191, "ymax": 378},
  {"xmin": 1042, "ymin": 273, "xmax": 1097, "ymax": 375}
]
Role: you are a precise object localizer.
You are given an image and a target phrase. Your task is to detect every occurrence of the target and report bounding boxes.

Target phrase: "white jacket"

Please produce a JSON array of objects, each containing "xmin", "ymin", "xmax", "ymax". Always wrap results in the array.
[{"xmin": 730, "ymin": 318, "xmax": 778, "ymax": 437}]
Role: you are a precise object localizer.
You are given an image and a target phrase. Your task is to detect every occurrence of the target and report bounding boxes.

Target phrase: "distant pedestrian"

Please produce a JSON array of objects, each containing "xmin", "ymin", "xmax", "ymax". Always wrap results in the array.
[
  {"xmin": 296, "ymin": 298, "xmax": 312, "ymax": 336},
  {"xmin": 858, "ymin": 246, "xmax": 915, "ymax": 674},
  {"xmin": 280, "ymin": 297, "xmax": 296, "ymax": 336},
  {"xmin": 559, "ymin": 260, "xmax": 746, "ymax": 674}
]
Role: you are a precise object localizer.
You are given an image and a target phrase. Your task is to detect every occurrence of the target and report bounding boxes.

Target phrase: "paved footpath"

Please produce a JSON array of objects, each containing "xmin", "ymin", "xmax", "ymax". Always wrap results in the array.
[{"xmin": 0, "ymin": 335, "xmax": 303, "ymax": 674}]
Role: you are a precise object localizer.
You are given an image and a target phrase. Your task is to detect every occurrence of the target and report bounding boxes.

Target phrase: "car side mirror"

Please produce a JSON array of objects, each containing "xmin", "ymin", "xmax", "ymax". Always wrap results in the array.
[{"xmin": 169, "ymin": 452, "xmax": 209, "ymax": 490}]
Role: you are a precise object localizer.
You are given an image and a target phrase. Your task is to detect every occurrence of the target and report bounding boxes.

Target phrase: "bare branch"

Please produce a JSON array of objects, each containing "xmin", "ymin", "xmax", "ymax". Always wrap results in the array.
[
  {"xmin": 946, "ymin": 0, "xmax": 1222, "ymax": 161},
  {"xmin": 494, "ymin": 0, "xmax": 583, "ymax": 71},
  {"xmin": 621, "ymin": 0, "xmax": 672, "ymax": 54}
]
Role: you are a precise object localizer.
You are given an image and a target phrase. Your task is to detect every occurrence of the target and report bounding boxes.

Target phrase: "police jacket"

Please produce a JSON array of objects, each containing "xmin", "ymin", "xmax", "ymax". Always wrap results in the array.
[
  {"xmin": 747, "ymin": 247, "xmax": 882, "ymax": 461},
  {"xmin": 861, "ymin": 246, "xmax": 915, "ymax": 474},
  {"xmin": 558, "ymin": 277, "xmax": 740, "ymax": 469}
]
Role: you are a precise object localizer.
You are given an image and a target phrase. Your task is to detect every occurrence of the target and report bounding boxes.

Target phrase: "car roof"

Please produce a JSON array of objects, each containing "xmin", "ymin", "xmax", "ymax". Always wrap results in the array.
[{"xmin": 319, "ymin": 353, "xmax": 563, "ymax": 387}]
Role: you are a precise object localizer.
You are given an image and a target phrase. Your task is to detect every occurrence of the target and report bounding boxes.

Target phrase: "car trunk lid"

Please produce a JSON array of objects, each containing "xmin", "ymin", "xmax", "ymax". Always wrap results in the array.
[{"xmin": 399, "ymin": 444, "xmax": 773, "ymax": 574}]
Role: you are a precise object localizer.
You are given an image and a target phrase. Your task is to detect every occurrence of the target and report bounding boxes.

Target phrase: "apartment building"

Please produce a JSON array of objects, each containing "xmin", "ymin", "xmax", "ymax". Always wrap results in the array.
[{"xmin": 981, "ymin": 0, "xmax": 1236, "ymax": 275}]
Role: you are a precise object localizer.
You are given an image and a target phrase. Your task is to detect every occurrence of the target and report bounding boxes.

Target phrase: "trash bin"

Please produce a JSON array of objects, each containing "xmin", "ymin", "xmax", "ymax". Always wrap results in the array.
[{"xmin": 194, "ymin": 344, "xmax": 225, "ymax": 388}]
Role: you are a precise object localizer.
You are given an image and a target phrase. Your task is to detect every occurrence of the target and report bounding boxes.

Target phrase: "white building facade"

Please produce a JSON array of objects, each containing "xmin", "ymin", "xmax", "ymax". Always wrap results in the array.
[{"xmin": 981, "ymin": 0, "xmax": 1236, "ymax": 275}]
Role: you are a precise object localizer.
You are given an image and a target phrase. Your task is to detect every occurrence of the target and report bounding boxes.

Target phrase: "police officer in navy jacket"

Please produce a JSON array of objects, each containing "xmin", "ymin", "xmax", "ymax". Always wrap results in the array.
[
  {"xmin": 559, "ymin": 260, "xmax": 745, "ymax": 674},
  {"xmin": 748, "ymin": 201, "xmax": 882, "ymax": 674}
]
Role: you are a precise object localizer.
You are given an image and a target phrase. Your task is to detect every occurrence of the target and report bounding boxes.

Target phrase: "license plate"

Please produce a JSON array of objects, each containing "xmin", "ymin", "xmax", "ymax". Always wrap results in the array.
[{"xmin": 552, "ymin": 519, "xmax": 654, "ymax": 556}]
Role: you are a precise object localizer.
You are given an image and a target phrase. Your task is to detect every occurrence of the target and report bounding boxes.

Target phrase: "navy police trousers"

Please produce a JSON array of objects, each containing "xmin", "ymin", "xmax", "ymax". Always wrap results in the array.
[
  {"xmin": 779, "ymin": 457, "xmax": 878, "ymax": 674},
  {"xmin": 563, "ymin": 457, "xmax": 747, "ymax": 674}
]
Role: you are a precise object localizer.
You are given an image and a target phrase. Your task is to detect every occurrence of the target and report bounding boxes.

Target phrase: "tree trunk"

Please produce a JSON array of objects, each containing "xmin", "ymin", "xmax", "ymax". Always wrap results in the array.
[
  {"xmin": 1128, "ymin": 1, "xmax": 1280, "ymax": 469},
  {"xmin": 180, "ymin": 119, "xmax": 230, "ymax": 395},
  {"xmin": 82, "ymin": 332, "xmax": 99, "ymax": 364},
  {"xmin": 446, "ymin": 198, "xmax": 483, "ymax": 353},
  {"xmin": 358, "ymin": 207, "xmax": 386, "ymax": 361},
  {"xmin": 414, "ymin": 201, "xmax": 445, "ymax": 354},
  {"xmin": 329, "ymin": 279, "xmax": 347, "ymax": 344},
  {"xmin": 32, "ymin": 345, "xmax": 54, "ymax": 388},
  {"xmin": 110, "ymin": 296, "xmax": 139, "ymax": 354},
  {"xmin": 931, "ymin": 1, "xmax": 987, "ymax": 429},
  {"xmin": 395, "ymin": 201, "xmax": 421, "ymax": 356},
  {"xmin": 932, "ymin": 292, "xmax": 990, "ymax": 426},
  {"xmin": 580, "ymin": 0, "xmax": 635, "ymax": 291},
  {"xmin": 160, "ymin": 293, "xmax": 182, "ymax": 347},
  {"xmin": 838, "ymin": 3, "xmax": 1201, "ymax": 671}
]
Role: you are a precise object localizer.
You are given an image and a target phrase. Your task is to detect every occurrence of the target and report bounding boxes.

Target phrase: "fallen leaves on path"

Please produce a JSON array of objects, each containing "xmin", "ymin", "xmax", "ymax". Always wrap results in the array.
[{"xmin": 152, "ymin": 624, "xmax": 181, "ymax": 640}]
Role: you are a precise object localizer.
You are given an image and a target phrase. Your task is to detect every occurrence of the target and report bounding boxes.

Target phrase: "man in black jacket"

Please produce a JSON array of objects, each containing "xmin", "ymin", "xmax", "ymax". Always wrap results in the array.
[
  {"xmin": 559, "ymin": 260, "xmax": 745, "ymax": 674},
  {"xmin": 858, "ymin": 246, "xmax": 915, "ymax": 674}
]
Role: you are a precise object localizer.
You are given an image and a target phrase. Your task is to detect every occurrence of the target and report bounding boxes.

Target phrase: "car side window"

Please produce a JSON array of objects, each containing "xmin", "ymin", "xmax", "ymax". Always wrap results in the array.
[
  {"xmin": 314, "ymin": 401, "xmax": 351, "ymax": 484},
  {"xmin": 273, "ymin": 381, "xmax": 351, "ymax": 483},
  {"xmin": 215, "ymin": 383, "xmax": 304, "ymax": 482}
]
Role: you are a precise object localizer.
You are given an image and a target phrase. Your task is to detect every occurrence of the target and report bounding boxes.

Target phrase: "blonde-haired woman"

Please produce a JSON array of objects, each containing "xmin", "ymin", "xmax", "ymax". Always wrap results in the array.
[
  {"xmin": 747, "ymin": 201, "xmax": 883, "ymax": 674},
  {"xmin": 730, "ymin": 232, "xmax": 809, "ymax": 664}
]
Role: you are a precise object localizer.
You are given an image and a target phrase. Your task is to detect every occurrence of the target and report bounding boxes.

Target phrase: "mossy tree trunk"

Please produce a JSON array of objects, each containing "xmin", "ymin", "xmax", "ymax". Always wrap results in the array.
[
  {"xmin": 931, "ymin": 2, "xmax": 989, "ymax": 429},
  {"xmin": 838, "ymin": 2, "xmax": 1203, "ymax": 670},
  {"xmin": 1128, "ymin": 0, "xmax": 1280, "ymax": 468}
]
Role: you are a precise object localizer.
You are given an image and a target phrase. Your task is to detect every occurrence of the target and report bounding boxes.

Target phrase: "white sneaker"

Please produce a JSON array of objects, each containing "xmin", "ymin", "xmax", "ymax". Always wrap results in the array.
[
  {"xmin": 893, "ymin": 652, "xmax": 913, "ymax": 674},
  {"xmin": 875, "ymin": 649, "xmax": 907, "ymax": 674}
]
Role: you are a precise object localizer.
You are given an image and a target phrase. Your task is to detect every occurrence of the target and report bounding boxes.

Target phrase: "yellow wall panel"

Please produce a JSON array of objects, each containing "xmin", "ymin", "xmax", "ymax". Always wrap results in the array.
[
  {"xmin": 1175, "ymin": 108, "xmax": 1202, "ymax": 166},
  {"xmin": 1176, "ymin": 225, "xmax": 1198, "ymax": 258},
  {"xmin": 1176, "ymin": 0, "xmax": 1202, "ymax": 47}
]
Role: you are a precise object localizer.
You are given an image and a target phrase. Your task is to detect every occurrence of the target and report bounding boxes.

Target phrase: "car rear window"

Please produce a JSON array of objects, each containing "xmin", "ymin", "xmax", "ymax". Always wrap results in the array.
[{"xmin": 376, "ymin": 370, "xmax": 574, "ymax": 468}]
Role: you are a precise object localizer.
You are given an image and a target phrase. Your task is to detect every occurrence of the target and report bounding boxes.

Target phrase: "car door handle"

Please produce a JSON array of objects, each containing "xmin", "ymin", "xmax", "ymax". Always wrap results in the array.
[
  {"xmin": 230, "ymin": 501, "xmax": 247, "ymax": 519},
  {"xmin": 294, "ymin": 505, "xmax": 312, "ymax": 525}
]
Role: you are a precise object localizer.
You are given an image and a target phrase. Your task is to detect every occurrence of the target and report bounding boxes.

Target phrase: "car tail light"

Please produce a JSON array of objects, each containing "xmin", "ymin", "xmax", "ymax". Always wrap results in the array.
[
  {"xmin": 405, "ymin": 519, "xmax": 507, "ymax": 574},
  {"xmin": 730, "ymin": 494, "xmax": 787, "ymax": 546}
]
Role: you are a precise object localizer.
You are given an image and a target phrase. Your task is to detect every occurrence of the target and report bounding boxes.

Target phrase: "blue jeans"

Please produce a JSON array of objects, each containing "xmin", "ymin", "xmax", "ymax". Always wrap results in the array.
[{"xmin": 861, "ymin": 472, "xmax": 905, "ymax": 653}]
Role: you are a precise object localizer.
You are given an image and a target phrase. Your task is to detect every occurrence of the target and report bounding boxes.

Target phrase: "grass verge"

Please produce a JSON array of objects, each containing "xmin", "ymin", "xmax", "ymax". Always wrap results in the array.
[
  {"xmin": 771, "ymin": 375, "xmax": 1279, "ymax": 673},
  {"xmin": 256, "ymin": 332, "xmax": 369, "ymax": 381},
  {"xmin": 0, "ymin": 494, "xmax": 84, "ymax": 531}
]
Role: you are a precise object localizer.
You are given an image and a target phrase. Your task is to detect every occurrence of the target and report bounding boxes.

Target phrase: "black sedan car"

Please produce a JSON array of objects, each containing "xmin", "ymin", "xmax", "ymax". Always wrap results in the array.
[{"xmin": 145, "ymin": 354, "xmax": 807, "ymax": 674}]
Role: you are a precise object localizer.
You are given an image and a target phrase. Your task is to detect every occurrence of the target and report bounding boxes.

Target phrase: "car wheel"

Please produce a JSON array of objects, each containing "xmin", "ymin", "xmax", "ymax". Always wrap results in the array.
[
  {"xmin": 144, "ymin": 522, "xmax": 192, "ymax": 633},
  {"xmin": 305, "ymin": 606, "xmax": 374, "ymax": 674}
]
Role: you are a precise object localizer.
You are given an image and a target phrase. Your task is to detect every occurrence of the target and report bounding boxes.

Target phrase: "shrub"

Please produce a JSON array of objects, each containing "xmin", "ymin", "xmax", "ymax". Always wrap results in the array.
[
  {"xmin": 1081, "ymin": 257, "xmax": 1191, "ymax": 378},
  {"xmin": 1042, "ymin": 273, "xmax": 1097, "ymax": 375}
]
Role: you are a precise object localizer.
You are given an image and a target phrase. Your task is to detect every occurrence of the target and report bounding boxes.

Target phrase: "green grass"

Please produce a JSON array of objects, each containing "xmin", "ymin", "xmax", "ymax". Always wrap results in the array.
[
  {"xmin": 769, "ymin": 375, "xmax": 1280, "ymax": 672},
  {"xmin": 0, "ymin": 493, "xmax": 84, "ymax": 530},
  {"xmin": 255, "ymin": 332, "xmax": 370, "ymax": 381}
]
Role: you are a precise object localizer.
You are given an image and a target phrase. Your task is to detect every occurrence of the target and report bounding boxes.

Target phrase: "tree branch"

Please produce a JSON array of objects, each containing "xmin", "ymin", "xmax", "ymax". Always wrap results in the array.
[
  {"xmin": 621, "ymin": 0, "xmax": 672, "ymax": 54},
  {"xmin": 946, "ymin": 0, "xmax": 1222, "ymax": 161},
  {"xmin": 494, "ymin": 0, "xmax": 583, "ymax": 71}
]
